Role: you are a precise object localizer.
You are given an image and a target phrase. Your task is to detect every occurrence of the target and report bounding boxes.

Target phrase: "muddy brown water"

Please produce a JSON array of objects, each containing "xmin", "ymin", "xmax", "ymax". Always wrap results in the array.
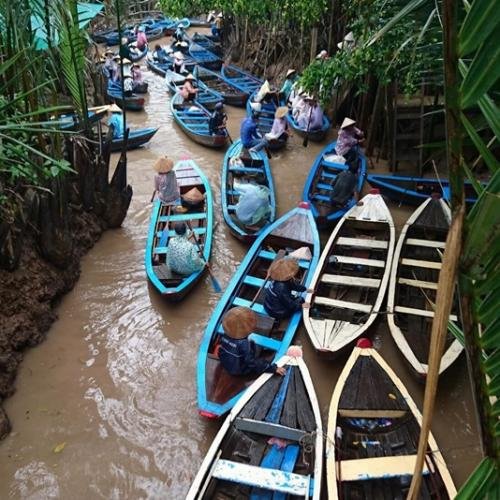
[{"xmin": 0, "ymin": 37, "xmax": 481, "ymax": 498}]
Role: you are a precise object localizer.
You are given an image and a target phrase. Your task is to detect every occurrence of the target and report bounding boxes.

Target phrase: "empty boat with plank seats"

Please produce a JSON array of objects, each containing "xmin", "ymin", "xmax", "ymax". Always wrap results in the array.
[
  {"xmin": 387, "ymin": 195, "xmax": 463, "ymax": 378},
  {"xmin": 188, "ymin": 42, "xmax": 222, "ymax": 70},
  {"xmin": 187, "ymin": 351, "xmax": 323, "ymax": 499},
  {"xmin": 221, "ymin": 64, "xmax": 263, "ymax": 94},
  {"xmin": 165, "ymin": 70, "xmax": 222, "ymax": 110},
  {"xmin": 221, "ymin": 139, "xmax": 276, "ymax": 242},
  {"xmin": 327, "ymin": 340, "xmax": 457, "ymax": 499},
  {"xmin": 170, "ymin": 93, "xmax": 228, "ymax": 148},
  {"xmin": 197, "ymin": 203, "xmax": 320, "ymax": 418},
  {"xmin": 303, "ymin": 141, "xmax": 367, "ymax": 228},
  {"xmin": 303, "ymin": 189, "xmax": 395, "ymax": 355},
  {"xmin": 195, "ymin": 66, "xmax": 249, "ymax": 107},
  {"xmin": 145, "ymin": 159, "xmax": 213, "ymax": 301}
]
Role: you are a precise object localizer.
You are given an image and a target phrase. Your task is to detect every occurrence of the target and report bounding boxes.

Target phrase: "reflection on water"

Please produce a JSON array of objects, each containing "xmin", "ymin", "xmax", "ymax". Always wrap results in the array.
[{"xmin": 0, "ymin": 35, "xmax": 480, "ymax": 498}]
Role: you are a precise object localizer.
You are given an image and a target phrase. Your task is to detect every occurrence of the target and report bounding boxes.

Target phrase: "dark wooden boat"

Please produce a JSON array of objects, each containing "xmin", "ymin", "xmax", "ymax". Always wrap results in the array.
[
  {"xmin": 190, "ymin": 32, "xmax": 222, "ymax": 56},
  {"xmin": 170, "ymin": 93, "xmax": 228, "ymax": 148},
  {"xmin": 367, "ymin": 173, "xmax": 479, "ymax": 205},
  {"xmin": 303, "ymin": 190, "xmax": 395, "ymax": 355},
  {"xmin": 195, "ymin": 66, "xmax": 249, "ymax": 107},
  {"xmin": 327, "ymin": 340, "xmax": 457, "ymax": 499},
  {"xmin": 197, "ymin": 203, "xmax": 320, "ymax": 418},
  {"xmin": 145, "ymin": 159, "xmax": 213, "ymax": 301},
  {"xmin": 165, "ymin": 70, "xmax": 222, "ymax": 110},
  {"xmin": 221, "ymin": 64, "xmax": 263, "ymax": 94},
  {"xmin": 221, "ymin": 139, "xmax": 276, "ymax": 243},
  {"xmin": 187, "ymin": 352, "xmax": 323, "ymax": 499},
  {"xmin": 110, "ymin": 127, "xmax": 158, "ymax": 152},
  {"xmin": 188, "ymin": 43, "xmax": 222, "ymax": 70},
  {"xmin": 245, "ymin": 91, "xmax": 287, "ymax": 151},
  {"xmin": 93, "ymin": 23, "xmax": 134, "ymax": 43},
  {"xmin": 387, "ymin": 196, "xmax": 463, "ymax": 378},
  {"xmin": 303, "ymin": 141, "xmax": 367, "ymax": 228},
  {"xmin": 106, "ymin": 87, "xmax": 145, "ymax": 111}
]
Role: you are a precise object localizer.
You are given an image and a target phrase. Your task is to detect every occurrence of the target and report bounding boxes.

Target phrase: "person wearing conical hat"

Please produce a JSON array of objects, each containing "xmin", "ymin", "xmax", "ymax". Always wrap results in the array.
[
  {"xmin": 174, "ymin": 24, "xmax": 185, "ymax": 44},
  {"xmin": 209, "ymin": 102, "xmax": 227, "ymax": 136},
  {"xmin": 218, "ymin": 307, "xmax": 286, "ymax": 377},
  {"xmin": 135, "ymin": 25, "xmax": 148, "ymax": 50},
  {"xmin": 106, "ymin": 103, "xmax": 124, "ymax": 139},
  {"xmin": 335, "ymin": 117, "xmax": 364, "ymax": 160},
  {"xmin": 263, "ymin": 257, "xmax": 312, "ymax": 319},
  {"xmin": 153, "ymin": 157, "xmax": 180, "ymax": 205},
  {"xmin": 172, "ymin": 51, "xmax": 186, "ymax": 74},
  {"xmin": 280, "ymin": 69, "xmax": 298, "ymax": 103},
  {"xmin": 180, "ymin": 73, "xmax": 198, "ymax": 102},
  {"xmin": 101, "ymin": 50, "xmax": 116, "ymax": 80},
  {"xmin": 264, "ymin": 106, "xmax": 290, "ymax": 145},
  {"xmin": 166, "ymin": 222, "xmax": 205, "ymax": 275}
]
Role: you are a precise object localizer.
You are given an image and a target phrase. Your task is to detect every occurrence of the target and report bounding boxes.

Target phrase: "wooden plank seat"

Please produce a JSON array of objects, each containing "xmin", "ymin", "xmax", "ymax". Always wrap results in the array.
[
  {"xmin": 316, "ymin": 182, "xmax": 334, "ymax": 191},
  {"xmin": 232, "ymin": 297, "xmax": 267, "ymax": 315},
  {"xmin": 401, "ymin": 258, "xmax": 442, "ymax": 270},
  {"xmin": 405, "ymin": 238, "xmax": 446, "ymax": 249},
  {"xmin": 156, "ymin": 227, "xmax": 206, "ymax": 239},
  {"xmin": 322, "ymin": 159, "xmax": 346, "ymax": 169},
  {"xmin": 394, "ymin": 305, "xmax": 458, "ymax": 321},
  {"xmin": 211, "ymin": 459, "xmax": 312, "ymax": 495},
  {"xmin": 234, "ymin": 417, "xmax": 308, "ymax": 442},
  {"xmin": 159, "ymin": 212, "xmax": 206, "ymax": 222},
  {"xmin": 258, "ymin": 250, "xmax": 309, "ymax": 269},
  {"xmin": 331, "ymin": 255, "xmax": 385, "ymax": 268},
  {"xmin": 153, "ymin": 264, "xmax": 182, "ymax": 282},
  {"xmin": 398, "ymin": 278, "xmax": 438, "ymax": 290},
  {"xmin": 228, "ymin": 166, "xmax": 263, "ymax": 174},
  {"xmin": 312, "ymin": 193, "xmax": 330, "ymax": 202},
  {"xmin": 321, "ymin": 274, "xmax": 381, "ymax": 288},
  {"xmin": 320, "ymin": 171, "xmax": 336, "ymax": 180},
  {"xmin": 314, "ymin": 296, "xmax": 372, "ymax": 313},
  {"xmin": 337, "ymin": 455, "xmax": 430, "ymax": 481},
  {"xmin": 336, "ymin": 237, "xmax": 389, "ymax": 250},
  {"xmin": 247, "ymin": 333, "xmax": 280, "ymax": 351},
  {"xmin": 338, "ymin": 409, "xmax": 407, "ymax": 418},
  {"xmin": 243, "ymin": 275, "xmax": 266, "ymax": 287}
]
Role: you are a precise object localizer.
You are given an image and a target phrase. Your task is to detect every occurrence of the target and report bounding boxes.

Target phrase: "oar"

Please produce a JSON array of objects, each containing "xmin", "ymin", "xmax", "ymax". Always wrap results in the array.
[
  {"xmin": 224, "ymin": 127, "xmax": 234, "ymax": 144},
  {"xmin": 186, "ymin": 220, "xmax": 222, "ymax": 293},
  {"xmin": 158, "ymin": 204, "xmax": 172, "ymax": 248},
  {"xmin": 249, "ymin": 249, "xmax": 286, "ymax": 307}
]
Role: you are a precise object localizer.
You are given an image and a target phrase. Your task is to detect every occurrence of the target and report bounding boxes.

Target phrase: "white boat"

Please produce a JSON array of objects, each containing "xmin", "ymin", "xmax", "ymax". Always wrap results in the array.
[
  {"xmin": 303, "ymin": 189, "xmax": 395, "ymax": 354},
  {"xmin": 387, "ymin": 195, "xmax": 463, "ymax": 378}
]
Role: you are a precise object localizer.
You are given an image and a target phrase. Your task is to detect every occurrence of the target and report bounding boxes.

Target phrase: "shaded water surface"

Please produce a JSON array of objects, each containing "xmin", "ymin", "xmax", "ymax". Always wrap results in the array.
[{"xmin": 0, "ymin": 35, "xmax": 480, "ymax": 498}]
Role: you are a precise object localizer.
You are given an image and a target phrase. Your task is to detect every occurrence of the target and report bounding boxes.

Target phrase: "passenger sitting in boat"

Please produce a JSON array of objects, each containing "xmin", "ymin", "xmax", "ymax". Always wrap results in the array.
[
  {"xmin": 135, "ymin": 25, "xmax": 148, "ymax": 50},
  {"xmin": 336, "ymin": 117, "xmax": 364, "ymax": 159},
  {"xmin": 241, "ymin": 103, "xmax": 269, "ymax": 153},
  {"xmin": 106, "ymin": 104, "xmax": 124, "ymax": 139},
  {"xmin": 235, "ymin": 183, "xmax": 271, "ymax": 227},
  {"xmin": 329, "ymin": 162, "xmax": 361, "ymax": 207},
  {"xmin": 173, "ymin": 24, "xmax": 186, "ymax": 43},
  {"xmin": 111, "ymin": 55, "xmax": 121, "ymax": 81},
  {"xmin": 265, "ymin": 106, "xmax": 290, "ymax": 143},
  {"xmin": 263, "ymin": 258, "xmax": 310, "ymax": 319},
  {"xmin": 152, "ymin": 44, "xmax": 168, "ymax": 63},
  {"xmin": 219, "ymin": 307, "xmax": 286, "ymax": 377},
  {"xmin": 119, "ymin": 37, "xmax": 132, "ymax": 61},
  {"xmin": 101, "ymin": 50, "xmax": 115, "ymax": 79},
  {"xmin": 153, "ymin": 157, "xmax": 181, "ymax": 205},
  {"xmin": 280, "ymin": 69, "xmax": 298, "ymax": 103},
  {"xmin": 212, "ymin": 13, "xmax": 223, "ymax": 38},
  {"xmin": 209, "ymin": 102, "xmax": 227, "ymax": 135},
  {"xmin": 180, "ymin": 74, "xmax": 198, "ymax": 102},
  {"xmin": 121, "ymin": 59, "xmax": 134, "ymax": 96},
  {"xmin": 172, "ymin": 51, "xmax": 186, "ymax": 74},
  {"xmin": 131, "ymin": 63, "xmax": 144, "ymax": 84},
  {"xmin": 291, "ymin": 90, "xmax": 306, "ymax": 120},
  {"xmin": 166, "ymin": 222, "xmax": 205, "ymax": 275},
  {"xmin": 298, "ymin": 97, "xmax": 323, "ymax": 131}
]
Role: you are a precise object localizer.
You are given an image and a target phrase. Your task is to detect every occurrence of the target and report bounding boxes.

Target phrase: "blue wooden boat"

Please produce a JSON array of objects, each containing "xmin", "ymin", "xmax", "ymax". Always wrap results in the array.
[
  {"xmin": 367, "ymin": 173, "xmax": 479, "ymax": 205},
  {"xmin": 110, "ymin": 127, "xmax": 158, "ymax": 152},
  {"xmin": 104, "ymin": 25, "xmax": 164, "ymax": 46},
  {"xmin": 170, "ymin": 93, "xmax": 228, "ymax": 148},
  {"xmin": 221, "ymin": 140, "xmax": 276, "ymax": 243},
  {"xmin": 106, "ymin": 84, "xmax": 145, "ymax": 111},
  {"xmin": 187, "ymin": 353, "xmax": 323, "ymax": 499},
  {"xmin": 165, "ymin": 70, "xmax": 222, "ymax": 110},
  {"xmin": 56, "ymin": 108, "xmax": 107, "ymax": 131},
  {"xmin": 189, "ymin": 32, "xmax": 222, "ymax": 56},
  {"xmin": 221, "ymin": 64, "xmax": 263, "ymax": 94},
  {"xmin": 128, "ymin": 44, "xmax": 148, "ymax": 62},
  {"xmin": 188, "ymin": 43, "xmax": 222, "ymax": 70},
  {"xmin": 286, "ymin": 106, "xmax": 330, "ymax": 142},
  {"xmin": 245, "ymin": 90, "xmax": 287, "ymax": 151},
  {"xmin": 175, "ymin": 18, "xmax": 191, "ymax": 29},
  {"xmin": 146, "ymin": 54, "xmax": 197, "ymax": 77},
  {"xmin": 145, "ymin": 159, "xmax": 213, "ymax": 301},
  {"xmin": 303, "ymin": 141, "xmax": 367, "ymax": 227},
  {"xmin": 197, "ymin": 203, "xmax": 320, "ymax": 418},
  {"xmin": 195, "ymin": 66, "xmax": 248, "ymax": 107}
]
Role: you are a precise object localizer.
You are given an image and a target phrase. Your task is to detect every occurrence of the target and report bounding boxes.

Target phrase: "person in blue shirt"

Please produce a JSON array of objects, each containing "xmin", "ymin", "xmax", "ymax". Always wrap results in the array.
[
  {"xmin": 218, "ymin": 306, "xmax": 286, "ymax": 377},
  {"xmin": 240, "ymin": 102, "xmax": 268, "ymax": 153},
  {"xmin": 107, "ymin": 103, "xmax": 124, "ymax": 139}
]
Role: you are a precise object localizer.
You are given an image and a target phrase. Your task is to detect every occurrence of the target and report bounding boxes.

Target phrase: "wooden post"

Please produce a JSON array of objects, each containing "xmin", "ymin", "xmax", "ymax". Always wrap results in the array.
[
  {"xmin": 309, "ymin": 26, "xmax": 318, "ymax": 64},
  {"xmin": 366, "ymin": 81, "xmax": 383, "ymax": 157}
]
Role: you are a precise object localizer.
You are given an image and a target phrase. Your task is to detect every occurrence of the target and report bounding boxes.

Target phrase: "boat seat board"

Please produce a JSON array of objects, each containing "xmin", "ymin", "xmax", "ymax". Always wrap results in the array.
[
  {"xmin": 405, "ymin": 238, "xmax": 446, "ymax": 249},
  {"xmin": 258, "ymin": 250, "xmax": 309, "ymax": 269},
  {"xmin": 234, "ymin": 418, "xmax": 307, "ymax": 442},
  {"xmin": 229, "ymin": 166, "xmax": 263, "ymax": 174},
  {"xmin": 155, "ymin": 227, "xmax": 206, "ymax": 238},
  {"xmin": 314, "ymin": 296, "xmax": 372, "ymax": 313},
  {"xmin": 337, "ymin": 455, "xmax": 429, "ymax": 481},
  {"xmin": 232, "ymin": 297, "xmax": 267, "ymax": 315},
  {"xmin": 398, "ymin": 278, "xmax": 438, "ymax": 290},
  {"xmin": 338, "ymin": 409, "xmax": 407, "ymax": 418},
  {"xmin": 159, "ymin": 212, "xmax": 206, "ymax": 222},
  {"xmin": 401, "ymin": 258, "xmax": 442, "ymax": 270},
  {"xmin": 321, "ymin": 274, "xmax": 381, "ymax": 288},
  {"xmin": 247, "ymin": 333, "xmax": 280, "ymax": 351},
  {"xmin": 337, "ymin": 237, "xmax": 389, "ymax": 249},
  {"xmin": 333, "ymin": 255, "xmax": 385, "ymax": 267},
  {"xmin": 243, "ymin": 275, "xmax": 266, "ymax": 287},
  {"xmin": 212, "ymin": 459, "xmax": 311, "ymax": 495},
  {"xmin": 395, "ymin": 305, "xmax": 458, "ymax": 321}
]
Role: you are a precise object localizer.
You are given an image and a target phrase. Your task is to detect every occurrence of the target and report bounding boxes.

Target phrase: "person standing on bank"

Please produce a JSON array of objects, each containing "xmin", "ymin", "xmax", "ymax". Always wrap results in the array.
[{"xmin": 219, "ymin": 307, "xmax": 286, "ymax": 376}]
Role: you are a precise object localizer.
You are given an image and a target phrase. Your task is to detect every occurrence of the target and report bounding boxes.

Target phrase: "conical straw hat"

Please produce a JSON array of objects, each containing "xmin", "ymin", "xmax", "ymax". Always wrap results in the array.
[
  {"xmin": 154, "ymin": 157, "xmax": 174, "ymax": 173},
  {"xmin": 269, "ymin": 258, "xmax": 299, "ymax": 281},
  {"xmin": 108, "ymin": 103, "xmax": 122, "ymax": 113},
  {"xmin": 182, "ymin": 187, "xmax": 204, "ymax": 202},
  {"xmin": 174, "ymin": 51, "xmax": 184, "ymax": 59},
  {"xmin": 286, "ymin": 69, "xmax": 296, "ymax": 78},
  {"xmin": 185, "ymin": 73, "xmax": 196, "ymax": 81},
  {"xmin": 222, "ymin": 306, "xmax": 257, "ymax": 339},
  {"xmin": 341, "ymin": 117, "xmax": 356, "ymax": 129},
  {"xmin": 288, "ymin": 246, "xmax": 312, "ymax": 261},
  {"xmin": 275, "ymin": 106, "xmax": 288, "ymax": 119}
]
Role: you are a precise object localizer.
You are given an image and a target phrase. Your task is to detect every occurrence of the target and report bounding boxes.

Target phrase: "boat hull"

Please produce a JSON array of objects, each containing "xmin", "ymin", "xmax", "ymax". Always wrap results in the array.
[{"xmin": 110, "ymin": 127, "xmax": 158, "ymax": 152}]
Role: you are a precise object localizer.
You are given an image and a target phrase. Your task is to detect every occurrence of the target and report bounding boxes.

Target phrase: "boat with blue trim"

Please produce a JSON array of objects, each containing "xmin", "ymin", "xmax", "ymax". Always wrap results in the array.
[
  {"xmin": 285, "ymin": 105, "xmax": 330, "ymax": 142},
  {"xmin": 195, "ymin": 66, "xmax": 249, "ymax": 107},
  {"xmin": 221, "ymin": 64, "xmax": 263, "ymax": 94},
  {"xmin": 110, "ymin": 127, "xmax": 158, "ymax": 152},
  {"xmin": 145, "ymin": 159, "xmax": 213, "ymax": 301},
  {"xmin": 165, "ymin": 70, "xmax": 222, "ymax": 110},
  {"xmin": 188, "ymin": 42, "xmax": 222, "ymax": 70},
  {"xmin": 197, "ymin": 202, "xmax": 320, "ymax": 418},
  {"xmin": 106, "ymin": 85, "xmax": 145, "ymax": 111},
  {"xmin": 221, "ymin": 139, "xmax": 276, "ymax": 243}
]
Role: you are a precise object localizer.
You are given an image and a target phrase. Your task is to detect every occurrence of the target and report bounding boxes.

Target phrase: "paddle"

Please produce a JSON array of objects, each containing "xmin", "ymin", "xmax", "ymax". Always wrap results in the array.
[
  {"xmin": 223, "ymin": 127, "xmax": 233, "ymax": 144},
  {"xmin": 158, "ymin": 205, "xmax": 172, "ymax": 248},
  {"xmin": 186, "ymin": 220, "xmax": 222, "ymax": 293},
  {"xmin": 249, "ymin": 249, "xmax": 286, "ymax": 307}
]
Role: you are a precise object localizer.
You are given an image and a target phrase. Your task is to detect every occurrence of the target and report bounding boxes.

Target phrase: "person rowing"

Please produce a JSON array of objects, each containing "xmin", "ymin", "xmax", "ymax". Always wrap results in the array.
[
  {"xmin": 335, "ymin": 117, "xmax": 365, "ymax": 164},
  {"xmin": 264, "ymin": 106, "xmax": 290, "ymax": 145},
  {"xmin": 208, "ymin": 102, "xmax": 227, "ymax": 136},
  {"xmin": 106, "ymin": 104, "xmax": 124, "ymax": 139},
  {"xmin": 179, "ymin": 73, "xmax": 198, "ymax": 102},
  {"xmin": 172, "ymin": 51, "xmax": 187, "ymax": 74}
]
